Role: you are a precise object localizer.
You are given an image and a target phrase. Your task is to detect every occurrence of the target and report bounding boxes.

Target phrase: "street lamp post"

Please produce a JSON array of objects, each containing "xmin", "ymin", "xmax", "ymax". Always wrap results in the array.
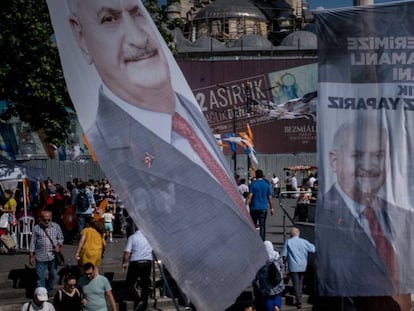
[
  {"xmin": 232, "ymin": 106, "xmax": 237, "ymax": 176},
  {"xmin": 217, "ymin": 82, "xmax": 255, "ymax": 180},
  {"xmin": 245, "ymin": 81, "xmax": 253, "ymax": 182}
]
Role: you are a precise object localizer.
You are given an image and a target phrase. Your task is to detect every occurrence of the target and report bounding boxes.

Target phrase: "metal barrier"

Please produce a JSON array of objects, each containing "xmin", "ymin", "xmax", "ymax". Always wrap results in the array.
[
  {"xmin": 151, "ymin": 253, "xmax": 192, "ymax": 311},
  {"xmin": 277, "ymin": 191, "xmax": 316, "ymax": 244}
]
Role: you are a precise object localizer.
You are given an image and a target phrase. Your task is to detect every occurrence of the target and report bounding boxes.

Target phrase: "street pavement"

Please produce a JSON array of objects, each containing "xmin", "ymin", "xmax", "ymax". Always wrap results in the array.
[
  {"xmin": 0, "ymin": 197, "xmax": 309, "ymax": 311},
  {"xmin": 0, "ymin": 196, "xmax": 299, "ymax": 277}
]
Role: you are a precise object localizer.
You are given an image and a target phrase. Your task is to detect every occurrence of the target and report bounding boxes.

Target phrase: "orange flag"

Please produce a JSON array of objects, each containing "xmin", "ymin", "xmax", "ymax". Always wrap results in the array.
[{"xmin": 82, "ymin": 134, "xmax": 97, "ymax": 162}]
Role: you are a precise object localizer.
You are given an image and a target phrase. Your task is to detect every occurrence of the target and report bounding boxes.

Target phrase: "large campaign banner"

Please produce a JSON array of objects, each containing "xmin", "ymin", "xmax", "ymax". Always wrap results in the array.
[
  {"xmin": 45, "ymin": 1, "xmax": 267, "ymax": 310},
  {"xmin": 315, "ymin": 1, "xmax": 414, "ymax": 307},
  {"xmin": 179, "ymin": 60, "xmax": 318, "ymax": 153}
]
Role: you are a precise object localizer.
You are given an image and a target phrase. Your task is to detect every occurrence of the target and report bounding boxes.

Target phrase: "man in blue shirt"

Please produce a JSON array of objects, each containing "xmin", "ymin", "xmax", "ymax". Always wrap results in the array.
[
  {"xmin": 282, "ymin": 227, "xmax": 315, "ymax": 309},
  {"xmin": 247, "ymin": 169, "xmax": 273, "ymax": 241},
  {"xmin": 72, "ymin": 182, "xmax": 96, "ymax": 233},
  {"xmin": 78, "ymin": 262, "xmax": 117, "ymax": 311}
]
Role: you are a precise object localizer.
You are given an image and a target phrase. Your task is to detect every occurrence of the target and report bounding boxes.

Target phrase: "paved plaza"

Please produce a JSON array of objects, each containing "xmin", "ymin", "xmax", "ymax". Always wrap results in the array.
[{"xmin": 0, "ymin": 197, "xmax": 309, "ymax": 311}]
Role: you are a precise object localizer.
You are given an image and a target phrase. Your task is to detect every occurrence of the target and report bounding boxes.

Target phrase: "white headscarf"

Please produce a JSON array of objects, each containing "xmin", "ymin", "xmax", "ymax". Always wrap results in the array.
[{"xmin": 264, "ymin": 240, "xmax": 280, "ymax": 261}]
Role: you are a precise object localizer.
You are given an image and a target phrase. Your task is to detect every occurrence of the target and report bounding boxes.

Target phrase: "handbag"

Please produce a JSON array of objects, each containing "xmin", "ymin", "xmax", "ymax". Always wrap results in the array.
[
  {"xmin": 41, "ymin": 227, "xmax": 65, "ymax": 266},
  {"xmin": 54, "ymin": 251, "xmax": 65, "ymax": 266}
]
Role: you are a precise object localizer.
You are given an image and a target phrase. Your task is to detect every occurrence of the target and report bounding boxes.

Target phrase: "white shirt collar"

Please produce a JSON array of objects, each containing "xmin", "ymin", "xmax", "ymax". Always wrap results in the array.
[{"xmin": 102, "ymin": 84, "xmax": 172, "ymax": 142}]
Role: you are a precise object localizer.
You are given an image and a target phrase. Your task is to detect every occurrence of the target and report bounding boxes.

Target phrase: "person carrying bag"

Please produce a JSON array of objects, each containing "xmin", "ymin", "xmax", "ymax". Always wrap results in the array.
[{"xmin": 42, "ymin": 224, "xmax": 65, "ymax": 266}]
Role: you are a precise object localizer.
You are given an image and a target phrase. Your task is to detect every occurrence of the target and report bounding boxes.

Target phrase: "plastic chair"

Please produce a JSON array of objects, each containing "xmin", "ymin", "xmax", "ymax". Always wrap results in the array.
[{"xmin": 18, "ymin": 216, "xmax": 35, "ymax": 250}]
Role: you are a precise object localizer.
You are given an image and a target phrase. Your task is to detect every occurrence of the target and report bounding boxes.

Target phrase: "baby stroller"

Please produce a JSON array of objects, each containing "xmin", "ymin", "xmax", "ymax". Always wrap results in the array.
[{"xmin": 0, "ymin": 211, "xmax": 17, "ymax": 255}]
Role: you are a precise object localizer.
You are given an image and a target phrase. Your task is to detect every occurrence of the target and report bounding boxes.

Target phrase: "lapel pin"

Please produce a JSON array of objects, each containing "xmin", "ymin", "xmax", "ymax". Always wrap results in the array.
[{"xmin": 144, "ymin": 152, "xmax": 154, "ymax": 168}]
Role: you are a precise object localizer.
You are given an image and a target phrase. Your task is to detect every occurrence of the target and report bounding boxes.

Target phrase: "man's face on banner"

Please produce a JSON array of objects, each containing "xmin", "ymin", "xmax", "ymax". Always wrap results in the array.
[
  {"xmin": 69, "ymin": 0, "xmax": 170, "ymax": 105},
  {"xmin": 330, "ymin": 124, "xmax": 389, "ymax": 203}
]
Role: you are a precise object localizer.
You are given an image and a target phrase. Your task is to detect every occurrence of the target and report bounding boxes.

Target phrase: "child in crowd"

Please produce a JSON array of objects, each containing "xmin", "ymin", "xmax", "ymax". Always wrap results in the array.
[{"xmin": 102, "ymin": 206, "xmax": 115, "ymax": 242}]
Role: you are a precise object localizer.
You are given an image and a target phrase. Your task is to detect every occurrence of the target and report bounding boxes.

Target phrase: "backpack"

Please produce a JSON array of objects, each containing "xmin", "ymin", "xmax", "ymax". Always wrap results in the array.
[
  {"xmin": 76, "ymin": 189, "xmax": 90, "ymax": 212},
  {"xmin": 266, "ymin": 261, "xmax": 282, "ymax": 286}
]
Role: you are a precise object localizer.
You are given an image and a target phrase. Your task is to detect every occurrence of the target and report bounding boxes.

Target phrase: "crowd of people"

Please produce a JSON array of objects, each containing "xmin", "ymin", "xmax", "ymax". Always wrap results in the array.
[
  {"xmin": 236, "ymin": 169, "xmax": 317, "ymax": 311},
  {"xmin": 0, "ymin": 176, "xmax": 128, "ymax": 246},
  {"xmin": 0, "ymin": 175, "xmax": 145, "ymax": 311},
  {"xmin": 18, "ymin": 177, "xmax": 120, "ymax": 311},
  {"xmin": 22, "ymin": 212, "xmax": 152, "ymax": 311},
  {"xmin": 0, "ymin": 176, "xmax": 154, "ymax": 311},
  {"xmin": 21, "ymin": 262, "xmax": 117, "ymax": 311},
  {"xmin": 236, "ymin": 169, "xmax": 318, "ymax": 234},
  {"xmin": 239, "ymin": 228, "xmax": 315, "ymax": 311},
  {"xmin": 1, "ymin": 169, "xmax": 318, "ymax": 311}
]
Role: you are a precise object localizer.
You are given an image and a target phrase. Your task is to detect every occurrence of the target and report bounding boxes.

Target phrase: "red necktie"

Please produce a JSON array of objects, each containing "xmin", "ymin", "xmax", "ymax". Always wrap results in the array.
[
  {"xmin": 363, "ymin": 206, "xmax": 397, "ymax": 284},
  {"xmin": 172, "ymin": 113, "xmax": 251, "ymax": 221}
]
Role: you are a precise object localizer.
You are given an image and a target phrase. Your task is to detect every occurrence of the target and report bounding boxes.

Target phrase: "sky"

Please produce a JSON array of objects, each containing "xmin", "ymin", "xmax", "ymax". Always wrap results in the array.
[{"xmin": 307, "ymin": 0, "xmax": 403, "ymax": 10}]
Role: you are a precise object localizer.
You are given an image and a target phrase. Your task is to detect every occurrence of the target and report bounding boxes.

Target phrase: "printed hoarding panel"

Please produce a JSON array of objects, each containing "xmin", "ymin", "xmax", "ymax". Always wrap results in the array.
[
  {"xmin": 179, "ymin": 60, "xmax": 318, "ymax": 153},
  {"xmin": 316, "ymin": 2, "xmax": 414, "ymax": 307}
]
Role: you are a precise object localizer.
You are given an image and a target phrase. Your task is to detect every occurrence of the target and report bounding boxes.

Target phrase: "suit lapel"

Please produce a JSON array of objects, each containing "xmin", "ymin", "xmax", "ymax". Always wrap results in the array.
[
  {"xmin": 324, "ymin": 187, "xmax": 389, "ymax": 276},
  {"xmin": 93, "ymin": 91, "xmax": 239, "ymax": 210}
]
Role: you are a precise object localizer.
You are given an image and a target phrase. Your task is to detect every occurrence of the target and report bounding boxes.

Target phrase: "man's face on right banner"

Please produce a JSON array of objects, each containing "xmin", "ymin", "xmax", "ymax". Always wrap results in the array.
[
  {"xmin": 330, "ymin": 124, "xmax": 389, "ymax": 203},
  {"xmin": 69, "ymin": 0, "xmax": 170, "ymax": 106}
]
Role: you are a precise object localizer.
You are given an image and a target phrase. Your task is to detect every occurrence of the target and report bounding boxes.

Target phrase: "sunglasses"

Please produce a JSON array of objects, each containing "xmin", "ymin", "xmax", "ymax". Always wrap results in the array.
[
  {"xmin": 67, "ymin": 284, "xmax": 76, "ymax": 287},
  {"xmin": 42, "ymin": 219, "xmax": 51, "ymax": 222}
]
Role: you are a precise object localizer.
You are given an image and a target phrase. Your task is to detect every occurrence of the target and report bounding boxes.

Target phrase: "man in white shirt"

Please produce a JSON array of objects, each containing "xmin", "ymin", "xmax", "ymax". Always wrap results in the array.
[
  {"xmin": 237, "ymin": 178, "xmax": 249, "ymax": 196},
  {"xmin": 21, "ymin": 287, "xmax": 55, "ymax": 311},
  {"xmin": 291, "ymin": 173, "xmax": 298, "ymax": 198},
  {"xmin": 271, "ymin": 174, "xmax": 280, "ymax": 198},
  {"xmin": 122, "ymin": 228, "xmax": 153, "ymax": 311}
]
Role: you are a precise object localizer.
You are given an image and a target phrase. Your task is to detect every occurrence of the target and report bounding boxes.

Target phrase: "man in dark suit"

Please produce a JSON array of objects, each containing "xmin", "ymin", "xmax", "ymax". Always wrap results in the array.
[
  {"xmin": 61, "ymin": 0, "xmax": 267, "ymax": 310},
  {"xmin": 316, "ymin": 117, "xmax": 414, "ymax": 310}
]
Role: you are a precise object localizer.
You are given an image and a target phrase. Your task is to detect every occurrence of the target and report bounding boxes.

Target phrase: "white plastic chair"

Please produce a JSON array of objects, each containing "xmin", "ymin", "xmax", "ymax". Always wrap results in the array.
[{"xmin": 18, "ymin": 216, "xmax": 35, "ymax": 250}]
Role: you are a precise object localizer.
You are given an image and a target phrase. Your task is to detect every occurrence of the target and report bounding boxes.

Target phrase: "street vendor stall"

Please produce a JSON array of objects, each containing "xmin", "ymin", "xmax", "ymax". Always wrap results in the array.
[{"xmin": 0, "ymin": 157, "xmax": 45, "ymax": 218}]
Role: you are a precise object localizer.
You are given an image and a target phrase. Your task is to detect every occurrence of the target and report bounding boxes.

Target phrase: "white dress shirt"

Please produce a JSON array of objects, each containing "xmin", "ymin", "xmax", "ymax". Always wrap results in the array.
[{"xmin": 124, "ymin": 231, "xmax": 153, "ymax": 261}]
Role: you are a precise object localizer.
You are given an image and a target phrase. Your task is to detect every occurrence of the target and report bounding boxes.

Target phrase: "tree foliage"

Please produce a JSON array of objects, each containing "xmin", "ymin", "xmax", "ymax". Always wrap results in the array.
[
  {"xmin": 0, "ymin": 0, "xmax": 71, "ymax": 145},
  {"xmin": 0, "ymin": 0, "xmax": 173, "ymax": 146},
  {"xmin": 144, "ymin": 0, "xmax": 176, "ymax": 51}
]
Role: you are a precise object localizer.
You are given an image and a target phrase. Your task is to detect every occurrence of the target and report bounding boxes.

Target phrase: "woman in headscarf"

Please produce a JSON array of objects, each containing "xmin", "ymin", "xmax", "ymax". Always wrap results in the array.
[{"xmin": 255, "ymin": 240, "xmax": 285, "ymax": 311}]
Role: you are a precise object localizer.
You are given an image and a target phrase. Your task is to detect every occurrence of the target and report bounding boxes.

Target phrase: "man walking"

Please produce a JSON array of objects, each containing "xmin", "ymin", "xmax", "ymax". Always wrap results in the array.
[
  {"xmin": 237, "ymin": 178, "xmax": 249, "ymax": 196},
  {"xmin": 122, "ymin": 227, "xmax": 153, "ymax": 311},
  {"xmin": 247, "ymin": 169, "xmax": 273, "ymax": 241},
  {"xmin": 72, "ymin": 182, "xmax": 96, "ymax": 233},
  {"xmin": 77, "ymin": 262, "xmax": 118, "ymax": 311},
  {"xmin": 282, "ymin": 227, "xmax": 315, "ymax": 309},
  {"xmin": 29, "ymin": 211, "xmax": 64, "ymax": 291},
  {"xmin": 271, "ymin": 174, "xmax": 280, "ymax": 198}
]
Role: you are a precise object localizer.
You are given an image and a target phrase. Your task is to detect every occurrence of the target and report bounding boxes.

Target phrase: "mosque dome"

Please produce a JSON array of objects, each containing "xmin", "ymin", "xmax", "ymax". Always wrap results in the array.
[
  {"xmin": 233, "ymin": 34, "xmax": 273, "ymax": 49},
  {"xmin": 194, "ymin": 0, "xmax": 267, "ymax": 21},
  {"xmin": 280, "ymin": 30, "xmax": 317, "ymax": 49},
  {"xmin": 167, "ymin": 3, "xmax": 180, "ymax": 14},
  {"xmin": 193, "ymin": 36, "xmax": 225, "ymax": 49}
]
